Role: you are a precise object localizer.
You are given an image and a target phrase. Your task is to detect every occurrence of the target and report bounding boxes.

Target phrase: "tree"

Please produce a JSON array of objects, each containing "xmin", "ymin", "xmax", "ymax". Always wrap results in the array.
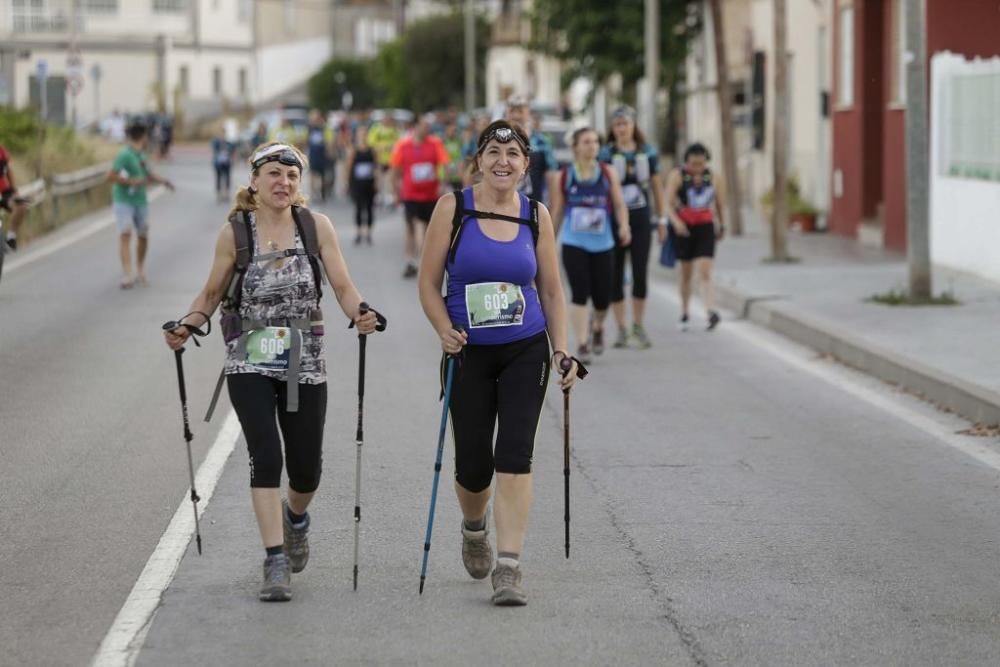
[
  {"xmin": 308, "ymin": 58, "xmax": 379, "ymax": 112},
  {"xmin": 770, "ymin": 0, "xmax": 790, "ymax": 261},
  {"xmin": 709, "ymin": 0, "xmax": 744, "ymax": 236},
  {"xmin": 398, "ymin": 12, "xmax": 489, "ymax": 112},
  {"xmin": 371, "ymin": 39, "xmax": 411, "ymax": 109},
  {"xmin": 530, "ymin": 0, "xmax": 701, "ymax": 146}
]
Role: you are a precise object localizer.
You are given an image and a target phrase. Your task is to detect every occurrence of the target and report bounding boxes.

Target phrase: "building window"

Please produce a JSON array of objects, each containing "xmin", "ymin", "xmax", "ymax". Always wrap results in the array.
[
  {"xmin": 153, "ymin": 0, "xmax": 188, "ymax": 13},
  {"xmin": 891, "ymin": 0, "xmax": 907, "ymax": 105},
  {"xmin": 944, "ymin": 69, "xmax": 1000, "ymax": 182},
  {"xmin": 13, "ymin": 0, "xmax": 70, "ymax": 32},
  {"xmin": 238, "ymin": 68, "xmax": 247, "ymax": 96},
  {"xmin": 178, "ymin": 65, "xmax": 189, "ymax": 94},
  {"xmin": 77, "ymin": 0, "xmax": 119, "ymax": 13},
  {"xmin": 213, "ymin": 67, "xmax": 222, "ymax": 95},
  {"xmin": 837, "ymin": 2, "xmax": 854, "ymax": 107},
  {"xmin": 237, "ymin": 0, "xmax": 251, "ymax": 23}
]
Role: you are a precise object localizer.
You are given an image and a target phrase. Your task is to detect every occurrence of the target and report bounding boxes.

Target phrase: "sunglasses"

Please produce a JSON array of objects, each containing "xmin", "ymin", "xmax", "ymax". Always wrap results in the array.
[
  {"xmin": 477, "ymin": 126, "xmax": 529, "ymax": 154},
  {"xmin": 251, "ymin": 145, "xmax": 303, "ymax": 171}
]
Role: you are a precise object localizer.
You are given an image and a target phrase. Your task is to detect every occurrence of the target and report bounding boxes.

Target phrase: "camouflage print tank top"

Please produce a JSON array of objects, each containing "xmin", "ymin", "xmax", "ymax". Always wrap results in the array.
[{"xmin": 224, "ymin": 211, "xmax": 326, "ymax": 383}]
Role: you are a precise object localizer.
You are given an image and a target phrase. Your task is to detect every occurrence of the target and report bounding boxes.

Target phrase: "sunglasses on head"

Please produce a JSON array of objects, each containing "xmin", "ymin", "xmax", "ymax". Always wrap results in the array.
[
  {"xmin": 251, "ymin": 146, "xmax": 303, "ymax": 171},
  {"xmin": 478, "ymin": 126, "xmax": 528, "ymax": 153}
]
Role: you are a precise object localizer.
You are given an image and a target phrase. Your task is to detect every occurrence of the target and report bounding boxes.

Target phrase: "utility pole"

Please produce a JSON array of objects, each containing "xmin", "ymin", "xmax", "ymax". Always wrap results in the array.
[
  {"xmin": 465, "ymin": 0, "xmax": 475, "ymax": 112},
  {"xmin": 904, "ymin": 0, "xmax": 931, "ymax": 299},
  {"xmin": 709, "ymin": 0, "xmax": 744, "ymax": 236},
  {"xmin": 644, "ymin": 0, "xmax": 659, "ymax": 144},
  {"xmin": 770, "ymin": 0, "xmax": 790, "ymax": 261}
]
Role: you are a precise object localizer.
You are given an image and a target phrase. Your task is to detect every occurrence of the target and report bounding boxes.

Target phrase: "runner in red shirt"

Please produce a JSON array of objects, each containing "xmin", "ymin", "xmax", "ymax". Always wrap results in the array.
[
  {"xmin": 0, "ymin": 144, "xmax": 28, "ymax": 251},
  {"xmin": 390, "ymin": 114, "xmax": 450, "ymax": 278}
]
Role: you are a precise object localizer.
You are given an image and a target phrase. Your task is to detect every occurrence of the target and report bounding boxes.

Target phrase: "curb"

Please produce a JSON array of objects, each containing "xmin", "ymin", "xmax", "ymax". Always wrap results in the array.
[{"xmin": 712, "ymin": 281, "xmax": 1000, "ymax": 426}]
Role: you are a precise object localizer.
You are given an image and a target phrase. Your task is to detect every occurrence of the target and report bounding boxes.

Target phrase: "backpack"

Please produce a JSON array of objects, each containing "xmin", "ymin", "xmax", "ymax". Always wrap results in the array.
[
  {"xmin": 677, "ymin": 168, "xmax": 713, "ymax": 207},
  {"xmin": 205, "ymin": 205, "xmax": 326, "ymax": 422},
  {"xmin": 448, "ymin": 190, "xmax": 539, "ymax": 264},
  {"xmin": 558, "ymin": 162, "xmax": 615, "ymax": 196}
]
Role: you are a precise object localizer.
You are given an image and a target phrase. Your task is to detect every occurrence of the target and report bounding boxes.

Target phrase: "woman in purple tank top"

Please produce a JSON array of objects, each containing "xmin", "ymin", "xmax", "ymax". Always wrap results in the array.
[{"xmin": 419, "ymin": 120, "xmax": 581, "ymax": 606}]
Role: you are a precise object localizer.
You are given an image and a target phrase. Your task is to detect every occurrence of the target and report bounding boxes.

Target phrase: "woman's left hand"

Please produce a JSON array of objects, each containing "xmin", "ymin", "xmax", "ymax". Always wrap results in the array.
[
  {"xmin": 617, "ymin": 224, "xmax": 632, "ymax": 247},
  {"xmin": 354, "ymin": 309, "xmax": 378, "ymax": 334}
]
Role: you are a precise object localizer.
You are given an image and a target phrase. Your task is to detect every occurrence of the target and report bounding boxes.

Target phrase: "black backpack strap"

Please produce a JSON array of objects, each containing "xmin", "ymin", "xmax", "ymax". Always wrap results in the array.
[
  {"xmin": 447, "ymin": 190, "xmax": 465, "ymax": 264},
  {"xmin": 292, "ymin": 206, "xmax": 326, "ymax": 301},
  {"xmin": 223, "ymin": 210, "xmax": 253, "ymax": 307},
  {"xmin": 449, "ymin": 191, "xmax": 540, "ymax": 263}
]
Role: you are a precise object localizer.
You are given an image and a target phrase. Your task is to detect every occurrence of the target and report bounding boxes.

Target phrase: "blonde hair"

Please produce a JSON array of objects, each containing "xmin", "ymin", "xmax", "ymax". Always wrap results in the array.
[{"xmin": 227, "ymin": 141, "xmax": 309, "ymax": 219}]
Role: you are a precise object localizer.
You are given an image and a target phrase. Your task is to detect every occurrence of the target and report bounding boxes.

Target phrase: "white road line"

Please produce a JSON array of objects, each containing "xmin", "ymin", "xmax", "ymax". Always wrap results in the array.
[
  {"xmin": 648, "ymin": 281, "xmax": 1000, "ymax": 474},
  {"xmin": 91, "ymin": 409, "xmax": 241, "ymax": 667},
  {"xmin": 5, "ymin": 188, "xmax": 165, "ymax": 275}
]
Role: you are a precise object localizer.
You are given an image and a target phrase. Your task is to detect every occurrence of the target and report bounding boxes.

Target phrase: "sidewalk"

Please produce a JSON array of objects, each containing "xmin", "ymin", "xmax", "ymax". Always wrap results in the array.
[{"xmin": 654, "ymin": 230, "xmax": 1000, "ymax": 426}]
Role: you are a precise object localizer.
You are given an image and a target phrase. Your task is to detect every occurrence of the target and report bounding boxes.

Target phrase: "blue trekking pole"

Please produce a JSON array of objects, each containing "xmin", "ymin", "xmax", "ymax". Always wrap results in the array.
[{"xmin": 419, "ymin": 336, "xmax": 462, "ymax": 595}]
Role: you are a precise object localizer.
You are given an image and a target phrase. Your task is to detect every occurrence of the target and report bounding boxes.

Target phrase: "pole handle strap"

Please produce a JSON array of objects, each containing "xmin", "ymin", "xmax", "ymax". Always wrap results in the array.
[
  {"xmin": 162, "ymin": 311, "xmax": 213, "ymax": 348},
  {"xmin": 347, "ymin": 302, "xmax": 388, "ymax": 332}
]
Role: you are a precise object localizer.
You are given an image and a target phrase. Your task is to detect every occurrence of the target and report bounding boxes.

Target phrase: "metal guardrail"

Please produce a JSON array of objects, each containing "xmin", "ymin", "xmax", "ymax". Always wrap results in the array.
[
  {"xmin": 18, "ymin": 178, "xmax": 47, "ymax": 207},
  {"xmin": 49, "ymin": 161, "xmax": 111, "ymax": 218}
]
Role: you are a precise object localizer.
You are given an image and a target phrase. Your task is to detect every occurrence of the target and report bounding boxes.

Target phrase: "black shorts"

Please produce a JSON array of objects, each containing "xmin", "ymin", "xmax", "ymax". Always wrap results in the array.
[
  {"xmin": 404, "ymin": 200, "xmax": 436, "ymax": 226},
  {"xmin": 447, "ymin": 332, "xmax": 551, "ymax": 492},
  {"xmin": 561, "ymin": 244, "xmax": 614, "ymax": 310},
  {"xmin": 674, "ymin": 223, "xmax": 716, "ymax": 261},
  {"xmin": 0, "ymin": 188, "xmax": 16, "ymax": 211}
]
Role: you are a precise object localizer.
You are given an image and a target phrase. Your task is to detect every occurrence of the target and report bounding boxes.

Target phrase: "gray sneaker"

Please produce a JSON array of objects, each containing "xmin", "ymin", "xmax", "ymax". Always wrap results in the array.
[
  {"xmin": 632, "ymin": 323, "xmax": 652, "ymax": 349},
  {"xmin": 612, "ymin": 326, "xmax": 630, "ymax": 349},
  {"xmin": 461, "ymin": 508, "xmax": 493, "ymax": 580},
  {"xmin": 259, "ymin": 553, "xmax": 292, "ymax": 602},
  {"xmin": 491, "ymin": 563, "xmax": 528, "ymax": 606},
  {"xmin": 591, "ymin": 328, "xmax": 605, "ymax": 355},
  {"xmin": 282, "ymin": 500, "xmax": 310, "ymax": 574}
]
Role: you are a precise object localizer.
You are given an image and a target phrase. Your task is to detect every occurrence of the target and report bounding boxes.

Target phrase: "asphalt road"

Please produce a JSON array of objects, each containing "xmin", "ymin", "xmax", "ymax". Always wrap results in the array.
[{"xmin": 4, "ymin": 150, "xmax": 1000, "ymax": 666}]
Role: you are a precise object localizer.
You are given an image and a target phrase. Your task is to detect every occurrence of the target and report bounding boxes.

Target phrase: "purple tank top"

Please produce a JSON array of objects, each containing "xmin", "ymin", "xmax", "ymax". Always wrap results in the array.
[{"xmin": 446, "ymin": 188, "xmax": 547, "ymax": 345}]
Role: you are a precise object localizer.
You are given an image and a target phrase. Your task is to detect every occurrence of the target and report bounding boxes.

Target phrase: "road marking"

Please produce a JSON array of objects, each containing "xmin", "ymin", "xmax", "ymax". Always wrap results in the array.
[
  {"xmin": 91, "ymin": 409, "xmax": 241, "ymax": 667},
  {"xmin": 5, "ymin": 188, "xmax": 165, "ymax": 275},
  {"xmin": 649, "ymin": 281, "xmax": 1000, "ymax": 473}
]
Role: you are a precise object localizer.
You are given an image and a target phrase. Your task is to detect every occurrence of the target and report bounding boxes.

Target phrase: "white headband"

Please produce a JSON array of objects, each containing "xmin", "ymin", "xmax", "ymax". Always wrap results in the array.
[{"xmin": 251, "ymin": 144, "xmax": 294, "ymax": 163}]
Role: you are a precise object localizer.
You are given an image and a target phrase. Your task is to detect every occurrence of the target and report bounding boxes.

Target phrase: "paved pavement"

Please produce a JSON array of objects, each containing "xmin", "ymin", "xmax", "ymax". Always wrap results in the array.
[
  {"xmin": 653, "ymin": 230, "xmax": 1000, "ymax": 425},
  {"xmin": 4, "ymin": 149, "xmax": 1000, "ymax": 666}
]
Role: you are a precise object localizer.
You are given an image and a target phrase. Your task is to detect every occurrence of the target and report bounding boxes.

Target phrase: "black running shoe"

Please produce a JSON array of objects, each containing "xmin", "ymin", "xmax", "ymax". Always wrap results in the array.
[
  {"xmin": 679, "ymin": 314, "xmax": 689, "ymax": 332},
  {"xmin": 591, "ymin": 329, "xmax": 605, "ymax": 355},
  {"xmin": 707, "ymin": 311, "xmax": 721, "ymax": 331},
  {"xmin": 5, "ymin": 234, "xmax": 16, "ymax": 252}
]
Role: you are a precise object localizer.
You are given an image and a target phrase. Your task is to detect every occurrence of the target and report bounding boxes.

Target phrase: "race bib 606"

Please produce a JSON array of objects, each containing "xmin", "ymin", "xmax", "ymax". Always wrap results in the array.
[
  {"xmin": 465, "ymin": 282, "xmax": 526, "ymax": 328},
  {"xmin": 245, "ymin": 327, "xmax": 293, "ymax": 370}
]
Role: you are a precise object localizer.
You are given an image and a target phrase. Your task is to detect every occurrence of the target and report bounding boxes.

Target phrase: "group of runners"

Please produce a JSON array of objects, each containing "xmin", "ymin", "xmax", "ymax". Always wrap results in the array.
[{"xmin": 158, "ymin": 94, "xmax": 725, "ymax": 607}]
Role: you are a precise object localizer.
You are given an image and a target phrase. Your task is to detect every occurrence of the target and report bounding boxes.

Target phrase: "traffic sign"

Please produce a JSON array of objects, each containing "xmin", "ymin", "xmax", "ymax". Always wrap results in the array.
[{"xmin": 36, "ymin": 60, "xmax": 48, "ymax": 83}]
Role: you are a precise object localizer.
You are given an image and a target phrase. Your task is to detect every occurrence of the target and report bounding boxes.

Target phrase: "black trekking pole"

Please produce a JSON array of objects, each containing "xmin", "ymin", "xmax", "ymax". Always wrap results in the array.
[
  {"xmin": 348, "ymin": 302, "xmax": 387, "ymax": 591},
  {"xmin": 162, "ymin": 314, "xmax": 211, "ymax": 555},
  {"xmin": 419, "ymin": 329, "xmax": 463, "ymax": 595},
  {"xmin": 561, "ymin": 357, "xmax": 572, "ymax": 559}
]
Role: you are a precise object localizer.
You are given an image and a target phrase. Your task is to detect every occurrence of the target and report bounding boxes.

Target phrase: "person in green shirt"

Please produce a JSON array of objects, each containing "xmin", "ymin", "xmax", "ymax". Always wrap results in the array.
[{"xmin": 108, "ymin": 121, "xmax": 174, "ymax": 289}]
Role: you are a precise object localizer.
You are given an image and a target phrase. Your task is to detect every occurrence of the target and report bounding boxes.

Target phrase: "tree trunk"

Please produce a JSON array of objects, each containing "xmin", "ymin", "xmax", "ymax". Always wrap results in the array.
[
  {"xmin": 771, "ymin": 0, "xmax": 790, "ymax": 260},
  {"xmin": 709, "ymin": 0, "xmax": 744, "ymax": 236}
]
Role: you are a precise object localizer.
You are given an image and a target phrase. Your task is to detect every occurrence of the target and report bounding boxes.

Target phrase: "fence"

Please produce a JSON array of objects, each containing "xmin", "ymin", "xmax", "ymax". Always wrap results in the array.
[
  {"xmin": 930, "ymin": 52, "xmax": 1000, "ymax": 284},
  {"xmin": 49, "ymin": 161, "xmax": 111, "ymax": 220}
]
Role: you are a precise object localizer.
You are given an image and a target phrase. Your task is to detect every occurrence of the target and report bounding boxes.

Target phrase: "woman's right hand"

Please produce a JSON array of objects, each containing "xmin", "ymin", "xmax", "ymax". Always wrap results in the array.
[
  {"xmin": 163, "ymin": 325, "xmax": 190, "ymax": 351},
  {"xmin": 440, "ymin": 327, "xmax": 468, "ymax": 356}
]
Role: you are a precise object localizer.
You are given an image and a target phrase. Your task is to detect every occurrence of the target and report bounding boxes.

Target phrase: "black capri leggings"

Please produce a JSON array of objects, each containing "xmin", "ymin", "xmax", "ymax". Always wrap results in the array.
[
  {"xmin": 448, "ymin": 332, "xmax": 551, "ymax": 493},
  {"xmin": 561, "ymin": 244, "xmax": 614, "ymax": 311},
  {"xmin": 227, "ymin": 373, "xmax": 327, "ymax": 492},
  {"xmin": 612, "ymin": 206, "xmax": 653, "ymax": 301}
]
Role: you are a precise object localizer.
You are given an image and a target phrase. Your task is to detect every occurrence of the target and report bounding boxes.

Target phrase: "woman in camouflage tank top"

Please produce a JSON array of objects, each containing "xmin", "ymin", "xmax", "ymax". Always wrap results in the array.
[{"xmin": 164, "ymin": 142, "xmax": 382, "ymax": 602}]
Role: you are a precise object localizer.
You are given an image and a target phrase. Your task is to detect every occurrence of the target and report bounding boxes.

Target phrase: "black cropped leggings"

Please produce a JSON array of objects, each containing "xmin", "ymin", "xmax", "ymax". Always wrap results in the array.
[
  {"xmin": 227, "ymin": 373, "xmax": 327, "ymax": 492},
  {"xmin": 562, "ymin": 244, "xmax": 614, "ymax": 311},
  {"xmin": 447, "ymin": 332, "xmax": 551, "ymax": 493},
  {"xmin": 612, "ymin": 205, "xmax": 653, "ymax": 301}
]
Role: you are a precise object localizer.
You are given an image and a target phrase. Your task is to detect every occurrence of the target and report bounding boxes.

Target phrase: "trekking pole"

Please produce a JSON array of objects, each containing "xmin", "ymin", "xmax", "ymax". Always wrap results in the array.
[
  {"xmin": 161, "ymin": 314, "xmax": 211, "ymax": 555},
  {"xmin": 352, "ymin": 302, "xmax": 370, "ymax": 592},
  {"xmin": 348, "ymin": 303, "xmax": 387, "ymax": 591},
  {"xmin": 560, "ymin": 357, "xmax": 573, "ymax": 559},
  {"xmin": 419, "ymin": 330, "xmax": 463, "ymax": 595}
]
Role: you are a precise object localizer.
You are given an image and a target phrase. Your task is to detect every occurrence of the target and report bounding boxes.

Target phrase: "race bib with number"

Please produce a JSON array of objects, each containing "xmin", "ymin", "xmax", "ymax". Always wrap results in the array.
[
  {"xmin": 410, "ymin": 162, "xmax": 435, "ymax": 183},
  {"xmin": 622, "ymin": 183, "xmax": 647, "ymax": 209},
  {"xmin": 569, "ymin": 206, "xmax": 609, "ymax": 235},
  {"xmin": 245, "ymin": 327, "xmax": 294, "ymax": 370},
  {"xmin": 353, "ymin": 162, "xmax": 374, "ymax": 180},
  {"xmin": 465, "ymin": 282, "xmax": 526, "ymax": 328}
]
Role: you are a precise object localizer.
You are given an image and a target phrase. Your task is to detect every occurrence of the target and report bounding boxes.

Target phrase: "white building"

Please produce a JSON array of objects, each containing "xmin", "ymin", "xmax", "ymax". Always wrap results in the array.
[
  {"xmin": 0, "ymin": 0, "xmax": 332, "ymax": 129},
  {"xmin": 684, "ymin": 0, "xmax": 833, "ymax": 229}
]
